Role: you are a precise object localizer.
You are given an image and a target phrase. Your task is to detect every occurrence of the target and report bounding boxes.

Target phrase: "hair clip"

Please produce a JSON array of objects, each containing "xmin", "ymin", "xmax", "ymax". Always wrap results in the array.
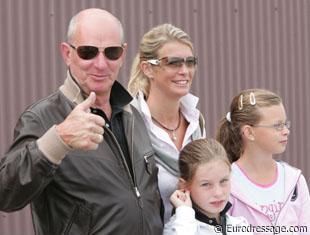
[
  {"xmin": 238, "ymin": 94, "xmax": 243, "ymax": 110},
  {"xmin": 250, "ymin": 92, "xmax": 256, "ymax": 105},
  {"xmin": 226, "ymin": 112, "xmax": 231, "ymax": 123}
]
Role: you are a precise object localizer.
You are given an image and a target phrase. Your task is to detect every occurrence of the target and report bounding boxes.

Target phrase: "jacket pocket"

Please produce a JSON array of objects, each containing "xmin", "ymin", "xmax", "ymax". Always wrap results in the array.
[
  {"xmin": 144, "ymin": 151, "xmax": 156, "ymax": 174},
  {"xmin": 64, "ymin": 203, "xmax": 92, "ymax": 235}
]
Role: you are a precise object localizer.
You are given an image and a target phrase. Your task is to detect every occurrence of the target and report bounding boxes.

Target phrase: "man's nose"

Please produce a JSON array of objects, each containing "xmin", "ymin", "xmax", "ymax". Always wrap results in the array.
[{"xmin": 94, "ymin": 52, "xmax": 109, "ymax": 68}]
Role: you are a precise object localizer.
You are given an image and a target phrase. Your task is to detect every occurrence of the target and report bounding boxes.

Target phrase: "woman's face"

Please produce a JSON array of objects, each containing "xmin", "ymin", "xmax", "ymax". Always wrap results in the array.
[{"xmin": 148, "ymin": 41, "xmax": 196, "ymax": 100}]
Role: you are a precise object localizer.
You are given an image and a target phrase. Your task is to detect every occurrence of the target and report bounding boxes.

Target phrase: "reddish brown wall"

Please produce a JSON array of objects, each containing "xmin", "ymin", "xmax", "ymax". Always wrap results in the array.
[{"xmin": 1, "ymin": 1, "xmax": 309, "ymax": 234}]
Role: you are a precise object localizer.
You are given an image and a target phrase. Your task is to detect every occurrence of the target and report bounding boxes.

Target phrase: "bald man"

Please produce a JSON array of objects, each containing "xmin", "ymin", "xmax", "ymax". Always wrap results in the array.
[{"xmin": 0, "ymin": 8, "xmax": 163, "ymax": 235}]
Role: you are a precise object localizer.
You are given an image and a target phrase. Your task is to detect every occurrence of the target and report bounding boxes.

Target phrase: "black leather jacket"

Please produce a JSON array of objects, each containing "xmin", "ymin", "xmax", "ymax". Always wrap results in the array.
[{"xmin": 0, "ymin": 74, "xmax": 163, "ymax": 235}]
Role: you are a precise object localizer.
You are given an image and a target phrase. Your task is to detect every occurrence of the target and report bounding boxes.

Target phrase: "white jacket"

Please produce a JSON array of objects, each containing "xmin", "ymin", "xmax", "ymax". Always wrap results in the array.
[{"xmin": 164, "ymin": 206, "xmax": 253, "ymax": 235}]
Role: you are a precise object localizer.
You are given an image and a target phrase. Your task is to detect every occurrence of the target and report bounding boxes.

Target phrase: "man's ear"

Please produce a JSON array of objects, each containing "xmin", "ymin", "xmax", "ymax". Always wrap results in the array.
[
  {"xmin": 242, "ymin": 125, "xmax": 255, "ymax": 141},
  {"xmin": 119, "ymin": 43, "xmax": 128, "ymax": 67},
  {"xmin": 140, "ymin": 61, "xmax": 155, "ymax": 79},
  {"xmin": 60, "ymin": 42, "xmax": 72, "ymax": 66},
  {"xmin": 178, "ymin": 178, "xmax": 189, "ymax": 191}
]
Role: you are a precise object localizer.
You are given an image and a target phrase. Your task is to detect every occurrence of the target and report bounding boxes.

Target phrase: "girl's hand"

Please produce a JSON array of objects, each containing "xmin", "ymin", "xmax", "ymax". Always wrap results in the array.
[{"xmin": 170, "ymin": 190, "xmax": 192, "ymax": 208}]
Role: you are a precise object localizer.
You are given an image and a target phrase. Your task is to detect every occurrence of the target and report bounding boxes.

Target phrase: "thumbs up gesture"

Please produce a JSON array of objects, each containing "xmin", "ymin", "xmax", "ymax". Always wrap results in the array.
[{"xmin": 56, "ymin": 92, "xmax": 105, "ymax": 150}]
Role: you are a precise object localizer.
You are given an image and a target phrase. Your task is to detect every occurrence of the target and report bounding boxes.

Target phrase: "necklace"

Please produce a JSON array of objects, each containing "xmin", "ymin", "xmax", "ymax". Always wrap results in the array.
[{"xmin": 151, "ymin": 111, "xmax": 181, "ymax": 141}]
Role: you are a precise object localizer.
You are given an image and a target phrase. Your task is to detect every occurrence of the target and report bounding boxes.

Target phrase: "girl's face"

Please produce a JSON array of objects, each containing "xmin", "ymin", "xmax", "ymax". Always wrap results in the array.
[
  {"xmin": 252, "ymin": 104, "xmax": 290, "ymax": 155},
  {"xmin": 186, "ymin": 160, "xmax": 231, "ymax": 219}
]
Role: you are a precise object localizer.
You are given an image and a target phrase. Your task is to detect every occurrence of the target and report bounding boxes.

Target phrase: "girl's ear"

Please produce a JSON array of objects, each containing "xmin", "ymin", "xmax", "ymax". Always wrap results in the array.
[
  {"xmin": 242, "ymin": 125, "xmax": 255, "ymax": 141},
  {"xmin": 140, "ymin": 61, "xmax": 155, "ymax": 79},
  {"xmin": 178, "ymin": 178, "xmax": 189, "ymax": 190}
]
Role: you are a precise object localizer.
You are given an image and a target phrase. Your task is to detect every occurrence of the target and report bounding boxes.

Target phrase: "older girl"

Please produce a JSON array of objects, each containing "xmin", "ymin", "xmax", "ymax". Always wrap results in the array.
[{"xmin": 217, "ymin": 89, "xmax": 310, "ymax": 234}]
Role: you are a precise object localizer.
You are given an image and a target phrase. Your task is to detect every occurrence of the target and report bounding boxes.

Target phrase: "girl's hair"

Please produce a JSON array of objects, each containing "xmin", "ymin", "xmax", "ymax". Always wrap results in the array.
[
  {"xmin": 128, "ymin": 23, "xmax": 194, "ymax": 98},
  {"xmin": 216, "ymin": 88, "xmax": 282, "ymax": 163},
  {"xmin": 179, "ymin": 138, "xmax": 230, "ymax": 182}
]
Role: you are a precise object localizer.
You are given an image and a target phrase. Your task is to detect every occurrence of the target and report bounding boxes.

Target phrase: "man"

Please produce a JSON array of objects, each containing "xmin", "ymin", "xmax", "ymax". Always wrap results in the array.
[{"xmin": 0, "ymin": 8, "xmax": 163, "ymax": 235}]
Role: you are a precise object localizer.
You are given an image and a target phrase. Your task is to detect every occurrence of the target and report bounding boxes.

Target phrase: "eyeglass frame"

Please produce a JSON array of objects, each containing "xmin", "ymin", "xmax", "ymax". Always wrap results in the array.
[
  {"xmin": 252, "ymin": 120, "xmax": 291, "ymax": 131},
  {"xmin": 146, "ymin": 56, "xmax": 198, "ymax": 69},
  {"xmin": 69, "ymin": 44, "xmax": 124, "ymax": 60}
]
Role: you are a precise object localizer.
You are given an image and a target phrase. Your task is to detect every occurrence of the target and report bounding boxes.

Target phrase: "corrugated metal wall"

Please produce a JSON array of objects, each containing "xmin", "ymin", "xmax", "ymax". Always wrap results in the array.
[{"xmin": 0, "ymin": 0, "xmax": 309, "ymax": 234}]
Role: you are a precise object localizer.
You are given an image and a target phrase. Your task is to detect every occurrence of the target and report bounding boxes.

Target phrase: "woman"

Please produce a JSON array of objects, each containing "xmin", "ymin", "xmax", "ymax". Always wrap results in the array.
[{"xmin": 128, "ymin": 23, "xmax": 206, "ymax": 222}]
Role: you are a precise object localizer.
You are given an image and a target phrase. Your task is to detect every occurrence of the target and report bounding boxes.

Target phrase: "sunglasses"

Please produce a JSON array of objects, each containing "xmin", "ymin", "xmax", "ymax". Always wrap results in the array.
[
  {"xmin": 69, "ymin": 44, "xmax": 124, "ymax": 60},
  {"xmin": 147, "ymin": 56, "xmax": 197, "ymax": 68}
]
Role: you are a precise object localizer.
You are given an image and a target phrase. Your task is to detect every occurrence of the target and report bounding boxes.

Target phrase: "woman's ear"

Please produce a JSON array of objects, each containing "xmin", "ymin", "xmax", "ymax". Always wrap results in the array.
[
  {"xmin": 242, "ymin": 125, "xmax": 255, "ymax": 141},
  {"xmin": 140, "ymin": 61, "xmax": 155, "ymax": 79},
  {"xmin": 178, "ymin": 178, "xmax": 189, "ymax": 191}
]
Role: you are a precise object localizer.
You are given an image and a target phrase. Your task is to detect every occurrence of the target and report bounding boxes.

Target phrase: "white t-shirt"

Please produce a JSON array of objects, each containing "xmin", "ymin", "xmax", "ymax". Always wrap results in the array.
[{"xmin": 232, "ymin": 162, "xmax": 285, "ymax": 223}]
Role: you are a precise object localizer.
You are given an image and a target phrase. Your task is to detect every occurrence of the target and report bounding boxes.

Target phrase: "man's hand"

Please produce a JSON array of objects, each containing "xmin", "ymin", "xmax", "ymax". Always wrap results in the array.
[
  {"xmin": 56, "ymin": 92, "xmax": 105, "ymax": 150},
  {"xmin": 170, "ymin": 190, "xmax": 192, "ymax": 208}
]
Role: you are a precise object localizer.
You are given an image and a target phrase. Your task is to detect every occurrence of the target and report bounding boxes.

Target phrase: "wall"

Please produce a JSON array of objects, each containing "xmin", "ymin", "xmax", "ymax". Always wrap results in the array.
[{"xmin": 0, "ymin": 0, "xmax": 309, "ymax": 234}]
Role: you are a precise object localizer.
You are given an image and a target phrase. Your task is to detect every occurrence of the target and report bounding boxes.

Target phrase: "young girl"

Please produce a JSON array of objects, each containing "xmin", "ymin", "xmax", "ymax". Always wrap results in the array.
[
  {"xmin": 217, "ymin": 89, "xmax": 310, "ymax": 234},
  {"xmin": 164, "ymin": 138, "xmax": 252, "ymax": 235}
]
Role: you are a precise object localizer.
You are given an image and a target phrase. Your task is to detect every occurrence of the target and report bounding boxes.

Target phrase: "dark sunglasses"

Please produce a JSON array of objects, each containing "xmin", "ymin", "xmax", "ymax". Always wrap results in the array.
[
  {"xmin": 69, "ymin": 44, "xmax": 124, "ymax": 60},
  {"xmin": 147, "ymin": 56, "xmax": 197, "ymax": 68}
]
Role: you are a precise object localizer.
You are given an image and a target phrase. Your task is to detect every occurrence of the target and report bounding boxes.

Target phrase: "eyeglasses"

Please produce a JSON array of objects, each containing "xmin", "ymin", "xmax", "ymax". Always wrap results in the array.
[
  {"xmin": 69, "ymin": 44, "xmax": 124, "ymax": 60},
  {"xmin": 147, "ymin": 56, "xmax": 197, "ymax": 69},
  {"xmin": 253, "ymin": 120, "xmax": 291, "ymax": 131}
]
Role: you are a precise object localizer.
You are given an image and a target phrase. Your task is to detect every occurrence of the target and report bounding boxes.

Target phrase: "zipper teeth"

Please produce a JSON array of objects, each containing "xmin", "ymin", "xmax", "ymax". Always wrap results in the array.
[
  {"xmin": 273, "ymin": 172, "xmax": 301, "ymax": 227},
  {"xmin": 131, "ymin": 116, "xmax": 137, "ymax": 186},
  {"xmin": 104, "ymin": 126, "xmax": 135, "ymax": 188}
]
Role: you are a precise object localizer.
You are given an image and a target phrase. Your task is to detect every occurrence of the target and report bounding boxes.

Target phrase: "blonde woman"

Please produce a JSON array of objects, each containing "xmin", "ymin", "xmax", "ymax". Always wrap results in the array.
[{"xmin": 128, "ymin": 23, "xmax": 206, "ymax": 222}]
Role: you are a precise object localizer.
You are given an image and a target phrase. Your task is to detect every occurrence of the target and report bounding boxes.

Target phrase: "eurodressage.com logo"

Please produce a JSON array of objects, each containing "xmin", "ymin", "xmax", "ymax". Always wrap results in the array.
[{"xmin": 214, "ymin": 224, "xmax": 308, "ymax": 234}]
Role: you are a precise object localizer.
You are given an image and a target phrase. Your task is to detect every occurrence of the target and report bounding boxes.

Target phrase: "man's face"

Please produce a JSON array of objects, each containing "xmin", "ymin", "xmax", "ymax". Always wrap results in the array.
[{"xmin": 63, "ymin": 14, "xmax": 126, "ymax": 97}]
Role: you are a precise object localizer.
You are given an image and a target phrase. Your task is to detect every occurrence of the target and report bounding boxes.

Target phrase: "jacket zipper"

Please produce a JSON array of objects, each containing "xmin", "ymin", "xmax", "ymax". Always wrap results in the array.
[
  {"xmin": 273, "ymin": 174, "xmax": 301, "ymax": 234},
  {"xmin": 232, "ymin": 173, "xmax": 301, "ymax": 235},
  {"xmin": 103, "ymin": 126, "xmax": 137, "ymax": 193},
  {"xmin": 130, "ymin": 115, "xmax": 144, "ymax": 235},
  {"xmin": 104, "ymin": 114, "xmax": 144, "ymax": 234}
]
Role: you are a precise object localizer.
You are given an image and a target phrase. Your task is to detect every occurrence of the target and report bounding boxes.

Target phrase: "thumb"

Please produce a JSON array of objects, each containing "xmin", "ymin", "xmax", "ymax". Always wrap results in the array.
[{"xmin": 78, "ymin": 92, "xmax": 96, "ymax": 111}]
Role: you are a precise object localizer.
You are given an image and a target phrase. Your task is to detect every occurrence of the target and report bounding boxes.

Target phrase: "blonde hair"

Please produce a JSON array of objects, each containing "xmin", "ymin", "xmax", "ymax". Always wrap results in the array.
[
  {"xmin": 128, "ymin": 23, "xmax": 194, "ymax": 98},
  {"xmin": 216, "ymin": 88, "xmax": 282, "ymax": 162},
  {"xmin": 179, "ymin": 138, "xmax": 230, "ymax": 182}
]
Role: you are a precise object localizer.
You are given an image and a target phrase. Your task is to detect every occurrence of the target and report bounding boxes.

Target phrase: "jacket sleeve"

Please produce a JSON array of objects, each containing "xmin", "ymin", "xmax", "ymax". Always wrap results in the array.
[
  {"xmin": 163, "ymin": 206, "xmax": 198, "ymax": 235},
  {"xmin": 0, "ymin": 111, "xmax": 59, "ymax": 212},
  {"xmin": 297, "ymin": 174, "xmax": 310, "ymax": 234}
]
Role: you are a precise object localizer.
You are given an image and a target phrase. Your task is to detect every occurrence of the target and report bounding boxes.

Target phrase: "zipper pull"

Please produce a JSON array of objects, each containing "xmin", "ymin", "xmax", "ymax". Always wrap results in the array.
[{"xmin": 134, "ymin": 187, "xmax": 141, "ymax": 198}]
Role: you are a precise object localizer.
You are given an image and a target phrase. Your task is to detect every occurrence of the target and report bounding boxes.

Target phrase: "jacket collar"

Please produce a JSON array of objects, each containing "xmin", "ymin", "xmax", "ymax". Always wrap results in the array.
[
  {"xmin": 194, "ymin": 202, "xmax": 231, "ymax": 229},
  {"xmin": 59, "ymin": 70, "xmax": 132, "ymax": 107}
]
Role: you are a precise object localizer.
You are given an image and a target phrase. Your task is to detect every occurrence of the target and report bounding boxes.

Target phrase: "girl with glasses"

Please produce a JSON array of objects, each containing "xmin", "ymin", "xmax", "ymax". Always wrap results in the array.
[
  {"xmin": 164, "ymin": 138, "xmax": 253, "ymax": 235},
  {"xmin": 128, "ymin": 24, "xmax": 206, "ymax": 222},
  {"xmin": 216, "ymin": 89, "xmax": 310, "ymax": 234}
]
